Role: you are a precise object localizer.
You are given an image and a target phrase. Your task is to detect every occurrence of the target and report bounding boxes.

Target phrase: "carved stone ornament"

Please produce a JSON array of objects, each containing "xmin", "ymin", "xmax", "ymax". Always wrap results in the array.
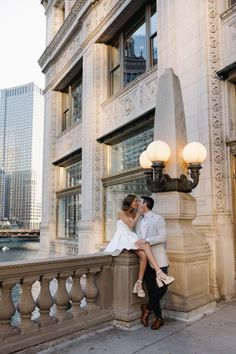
[{"xmin": 208, "ymin": 0, "xmax": 226, "ymax": 212}]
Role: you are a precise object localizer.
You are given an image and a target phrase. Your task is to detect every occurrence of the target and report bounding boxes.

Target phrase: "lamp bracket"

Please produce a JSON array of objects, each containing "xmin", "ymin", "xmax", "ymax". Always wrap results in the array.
[{"xmin": 144, "ymin": 162, "xmax": 202, "ymax": 193}]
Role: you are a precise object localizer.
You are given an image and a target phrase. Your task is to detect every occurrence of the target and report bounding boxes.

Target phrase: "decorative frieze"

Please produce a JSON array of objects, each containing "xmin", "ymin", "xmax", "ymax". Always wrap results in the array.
[
  {"xmin": 101, "ymin": 67, "xmax": 157, "ymax": 137},
  {"xmin": 54, "ymin": 123, "xmax": 82, "ymax": 162},
  {"xmin": 208, "ymin": 0, "xmax": 226, "ymax": 212}
]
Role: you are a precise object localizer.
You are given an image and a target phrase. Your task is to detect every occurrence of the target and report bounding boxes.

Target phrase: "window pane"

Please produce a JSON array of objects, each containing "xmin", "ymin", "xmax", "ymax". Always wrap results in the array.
[
  {"xmin": 72, "ymin": 82, "xmax": 82, "ymax": 123},
  {"xmin": 150, "ymin": 9, "xmax": 157, "ymax": 37},
  {"xmin": 151, "ymin": 34, "xmax": 157, "ymax": 66},
  {"xmin": 104, "ymin": 179, "xmax": 151, "ymax": 241},
  {"xmin": 124, "ymin": 21, "xmax": 146, "ymax": 86},
  {"xmin": 65, "ymin": 161, "xmax": 82, "ymax": 187},
  {"xmin": 109, "ymin": 127, "xmax": 153, "ymax": 175},
  {"xmin": 57, "ymin": 193, "xmax": 81, "ymax": 239}
]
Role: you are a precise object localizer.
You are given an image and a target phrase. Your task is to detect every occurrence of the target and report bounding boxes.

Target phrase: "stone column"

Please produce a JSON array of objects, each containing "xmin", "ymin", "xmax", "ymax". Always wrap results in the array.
[
  {"xmin": 154, "ymin": 193, "xmax": 213, "ymax": 319},
  {"xmin": 78, "ymin": 44, "xmax": 108, "ymax": 254},
  {"xmin": 151, "ymin": 68, "xmax": 214, "ymax": 318}
]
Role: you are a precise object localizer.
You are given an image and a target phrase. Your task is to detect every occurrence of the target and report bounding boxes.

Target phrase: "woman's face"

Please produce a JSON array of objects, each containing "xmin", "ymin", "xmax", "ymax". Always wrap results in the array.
[{"xmin": 131, "ymin": 197, "xmax": 140, "ymax": 209}]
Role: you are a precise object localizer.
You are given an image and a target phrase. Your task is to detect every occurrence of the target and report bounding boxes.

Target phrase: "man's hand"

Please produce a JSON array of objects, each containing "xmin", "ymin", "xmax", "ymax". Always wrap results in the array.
[{"xmin": 135, "ymin": 239, "xmax": 148, "ymax": 248}]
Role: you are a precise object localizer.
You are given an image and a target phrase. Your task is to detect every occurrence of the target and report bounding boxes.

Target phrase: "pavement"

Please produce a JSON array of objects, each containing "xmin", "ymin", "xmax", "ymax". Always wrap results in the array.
[{"xmin": 39, "ymin": 298, "xmax": 236, "ymax": 354}]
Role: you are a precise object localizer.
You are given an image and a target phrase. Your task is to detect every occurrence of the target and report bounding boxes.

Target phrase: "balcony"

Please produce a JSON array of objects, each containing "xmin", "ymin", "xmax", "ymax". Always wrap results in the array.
[{"xmin": 0, "ymin": 251, "xmax": 145, "ymax": 353}]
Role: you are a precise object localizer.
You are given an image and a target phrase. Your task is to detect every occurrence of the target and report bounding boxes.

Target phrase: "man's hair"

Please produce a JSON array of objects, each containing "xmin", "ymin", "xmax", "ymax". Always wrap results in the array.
[{"xmin": 141, "ymin": 196, "xmax": 154, "ymax": 210}]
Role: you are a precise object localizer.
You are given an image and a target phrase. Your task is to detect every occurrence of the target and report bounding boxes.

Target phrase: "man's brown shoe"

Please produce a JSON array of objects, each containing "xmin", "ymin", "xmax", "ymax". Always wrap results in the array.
[
  {"xmin": 141, "ymin": 304, "xmax": 149, "ymax": 327},
  {"xmin": 151, "ymin": 318, "xmax": 164, "ymax": 330}
]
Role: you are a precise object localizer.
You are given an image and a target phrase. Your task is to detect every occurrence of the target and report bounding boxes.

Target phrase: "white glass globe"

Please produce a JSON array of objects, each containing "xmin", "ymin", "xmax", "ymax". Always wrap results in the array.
[
  {"xmin": 139, "ymin": 150, "xmax": 152, "ymax": 169},
  {"xmin": 146, "ymin": 140, "xmax": 171, "ymax": 162},
  {"xmin": 182, "ymin": 142, "xmax": 207, "ymax": 164}
]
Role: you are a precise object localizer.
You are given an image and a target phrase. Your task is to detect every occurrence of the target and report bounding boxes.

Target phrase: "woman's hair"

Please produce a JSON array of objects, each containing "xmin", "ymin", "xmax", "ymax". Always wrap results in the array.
[{"xmin": 121, "ymin": 194, "xmax": 137, "ymax": 211}]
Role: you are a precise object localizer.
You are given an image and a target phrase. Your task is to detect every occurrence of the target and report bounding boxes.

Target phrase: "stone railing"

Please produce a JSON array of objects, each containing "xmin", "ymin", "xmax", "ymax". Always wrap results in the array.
[{"xmin": 0, "ymin": 252, "xmax": 143, "ymax": 354}]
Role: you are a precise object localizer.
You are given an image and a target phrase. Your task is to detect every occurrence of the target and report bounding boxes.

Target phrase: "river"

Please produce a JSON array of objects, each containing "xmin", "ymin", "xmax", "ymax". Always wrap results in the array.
[{"xmin": 0, "ymin": 240, "xmax": 41, "ymax": 262}]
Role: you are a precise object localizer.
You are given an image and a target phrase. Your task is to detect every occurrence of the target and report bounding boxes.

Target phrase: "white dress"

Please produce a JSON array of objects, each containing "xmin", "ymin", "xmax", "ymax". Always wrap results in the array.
[{"xmin": 104, "ymin": 219, "xmax": 138, "ymax": 256}]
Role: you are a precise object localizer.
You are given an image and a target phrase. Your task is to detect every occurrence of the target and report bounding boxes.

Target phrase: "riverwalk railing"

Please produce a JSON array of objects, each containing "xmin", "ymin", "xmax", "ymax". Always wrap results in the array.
[{"xmin": 0, "ymin": 252, "xmax": 143, "ymax": 354}]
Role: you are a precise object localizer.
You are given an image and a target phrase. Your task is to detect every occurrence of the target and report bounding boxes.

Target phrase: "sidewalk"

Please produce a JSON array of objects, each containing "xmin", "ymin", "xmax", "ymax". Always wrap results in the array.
[{"xmin": 40, "ymin": 299, "xmax": 236, "ymax": 354}]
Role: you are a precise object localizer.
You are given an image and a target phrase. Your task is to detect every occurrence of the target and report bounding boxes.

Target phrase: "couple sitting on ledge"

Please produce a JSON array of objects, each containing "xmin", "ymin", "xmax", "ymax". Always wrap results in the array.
[{"xmin": 104, "ymin": 194, "xmax": 175, "ymax": 330}]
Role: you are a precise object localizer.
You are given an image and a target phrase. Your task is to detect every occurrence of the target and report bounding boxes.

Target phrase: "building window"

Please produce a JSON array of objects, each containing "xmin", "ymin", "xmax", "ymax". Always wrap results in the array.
[
  {"xmin": 55, "ymin": 157, "xmax": 82, "ymax": 240},
  {"xmin": 104, "ymin": 179, "xmax": 152, "ymax": 241},
  {"xmin": 229, "ymin": 0, "xmax": 236, "ymax": 6},
  {"xmin": 102, "ymin": 122, "xmax": 154, "ymax": 240},
  {"xmin": 61, "ymin": 76, "xmax": 82, "ymax": 132},
  {"xmin": 108, "ymin": 127, "xmax": 153, "ymax": 176},
  {"xmin": 109, "ymin": 0, "xmax": 157, "ymax": 95},
  {"xmin": 57, "ymin": 192, "xmax": 81, "ymax": 240}
]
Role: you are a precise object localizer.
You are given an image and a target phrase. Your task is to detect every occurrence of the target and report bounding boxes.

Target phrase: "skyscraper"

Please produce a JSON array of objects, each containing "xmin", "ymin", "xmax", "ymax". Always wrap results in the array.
[{"xmin": 0, "ymin": 82, "xmax": 44, "ymax": 228}]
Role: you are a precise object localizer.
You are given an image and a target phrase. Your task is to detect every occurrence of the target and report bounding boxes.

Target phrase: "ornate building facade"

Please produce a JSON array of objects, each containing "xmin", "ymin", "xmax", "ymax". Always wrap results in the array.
[{"xmin": 39, "ymin": 0, "xmax": 236, "ymax": 300}]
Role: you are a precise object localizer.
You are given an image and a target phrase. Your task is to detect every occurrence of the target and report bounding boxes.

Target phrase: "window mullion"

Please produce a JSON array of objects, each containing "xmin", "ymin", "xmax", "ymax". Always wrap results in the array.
[
  {"xmin": 68, "ymin": 85, "xmax": 72, "ymax": 128},
  {"xmin": 146, "ymin": 4, "xmax": 151, "ymax": 70},
  {"xmin": 120, "ymin": 33, "xmax": 124, "ymax": 87}
]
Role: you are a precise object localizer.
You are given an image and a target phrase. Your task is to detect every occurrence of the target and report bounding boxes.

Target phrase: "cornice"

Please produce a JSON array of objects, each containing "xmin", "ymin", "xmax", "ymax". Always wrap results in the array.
[
  {"xmin": 39, "ymin": 0, "xmax": 132, "ymax": 72},
  {"xmin": 39, "ymin": 0, "xmax": 87, "ymax": 68}
]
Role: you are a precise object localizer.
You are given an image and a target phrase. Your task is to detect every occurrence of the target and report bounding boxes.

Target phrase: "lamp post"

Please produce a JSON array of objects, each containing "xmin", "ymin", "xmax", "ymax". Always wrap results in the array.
[{"xmin": 139, "ymin": 140, "xmax": 207, "ymax": 193}]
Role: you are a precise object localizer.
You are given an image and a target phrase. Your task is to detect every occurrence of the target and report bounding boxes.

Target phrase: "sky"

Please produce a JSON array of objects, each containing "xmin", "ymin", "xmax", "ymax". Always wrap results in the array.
[{"xmin": 0, "ymin": 0, "xmax": 46, "ymax": 90}]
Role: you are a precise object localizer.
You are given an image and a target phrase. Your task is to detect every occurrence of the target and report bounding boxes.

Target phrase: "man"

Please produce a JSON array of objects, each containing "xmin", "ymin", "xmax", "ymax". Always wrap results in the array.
[{"xmin": 135, "ymin": 195, "xmax": 170, "ymax": 330}]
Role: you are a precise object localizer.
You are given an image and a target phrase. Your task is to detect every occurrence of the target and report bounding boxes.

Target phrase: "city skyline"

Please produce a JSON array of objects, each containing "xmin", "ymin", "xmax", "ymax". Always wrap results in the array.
[{"xmin": 0, "ymin": 0, "xmax": 46, "ymax": 90}]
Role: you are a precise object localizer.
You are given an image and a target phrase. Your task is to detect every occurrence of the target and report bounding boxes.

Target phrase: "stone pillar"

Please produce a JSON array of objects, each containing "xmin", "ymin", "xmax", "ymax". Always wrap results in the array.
[
  {"xmin": 154, "ymin": 192, "xmax": 214, "ymax": 319},
  {"xmin": 112, "ymin": 252, "xmax": 146, "ymax": 327},
  {"xmin": 78, "ymin": 43, "xmax": 108, "ymax": 254},
  {"xmin": 149, "ymin": 67, "xmax": 215, "ymax": 318}
]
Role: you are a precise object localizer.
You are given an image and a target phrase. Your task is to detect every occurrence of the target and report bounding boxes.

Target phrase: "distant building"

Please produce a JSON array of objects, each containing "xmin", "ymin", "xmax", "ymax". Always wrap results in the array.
[
  {"xmin": 0, "ymin": 168, "xmax": 5, "ymax": 219},
  {"xmin": 0, "ymin": 82, "xmax": 44, "ymax": 228}
]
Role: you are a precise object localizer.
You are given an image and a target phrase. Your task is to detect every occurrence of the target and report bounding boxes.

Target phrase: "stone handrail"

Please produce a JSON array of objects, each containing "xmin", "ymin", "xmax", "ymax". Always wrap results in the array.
[{"xmin": 0, "ymin": 252, "xmax": 143, "ymax": 354}]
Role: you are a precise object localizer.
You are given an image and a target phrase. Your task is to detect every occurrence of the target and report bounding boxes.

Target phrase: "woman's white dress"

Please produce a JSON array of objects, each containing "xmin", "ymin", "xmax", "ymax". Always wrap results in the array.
[{"xmin": 104, "ymin": 219, "xmax": 138, "ymax": 256}]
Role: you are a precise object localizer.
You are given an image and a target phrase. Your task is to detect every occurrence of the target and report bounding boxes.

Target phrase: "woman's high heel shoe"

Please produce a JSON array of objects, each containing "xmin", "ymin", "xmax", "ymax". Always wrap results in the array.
[
  {"xmin": 156, "ymin": 270, "xmax": 175, "ymax": 286},
  {"xmin": 156, "ymin": 276, "xmax": 164, "ymax": 288},
  {"xmin": 133, "ymin": 280, "xmax": 146, "ymax": 297}
]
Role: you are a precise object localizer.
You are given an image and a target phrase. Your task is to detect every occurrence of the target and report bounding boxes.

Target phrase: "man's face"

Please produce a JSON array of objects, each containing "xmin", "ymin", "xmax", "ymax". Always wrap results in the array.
[{"xmin": 140, "ymin": 199, "xmax": 149, "ymax": 212}]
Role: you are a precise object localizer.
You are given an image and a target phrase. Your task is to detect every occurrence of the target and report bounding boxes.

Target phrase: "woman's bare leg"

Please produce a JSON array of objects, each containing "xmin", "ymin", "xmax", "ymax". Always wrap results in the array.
[
  {"xmin": 133, "ymin": 250, "xmax": 147, "ymax": 297},
  {"xmin": 137, "ymin": 243, "xmax": 161, "ymax": 273},
  {"xmin": 135, "ymin": 250, "xmax": 147, "ymax": 281},
  {"xmin": 137, "ymin": 244, "xmax": 175, "ymax": 286}
]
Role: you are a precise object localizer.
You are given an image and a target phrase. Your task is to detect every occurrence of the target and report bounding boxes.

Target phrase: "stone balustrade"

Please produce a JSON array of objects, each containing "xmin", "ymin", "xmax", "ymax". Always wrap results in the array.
[{"xmin": 0, "ymin": 251, "xmax": 143, "ymax": 354}]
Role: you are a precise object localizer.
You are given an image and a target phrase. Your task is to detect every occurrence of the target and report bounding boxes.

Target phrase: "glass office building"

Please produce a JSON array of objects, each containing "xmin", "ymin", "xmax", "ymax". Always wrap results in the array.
[{"xmin": 0, "ymin": 82, "xmax": 44, "ymax": 228}]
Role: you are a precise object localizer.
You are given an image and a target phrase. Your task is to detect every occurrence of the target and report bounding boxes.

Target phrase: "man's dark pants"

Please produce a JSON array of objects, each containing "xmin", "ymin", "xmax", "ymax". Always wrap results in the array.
[{"xmin": 143, "ymin": 263, "xmax": 168, "ymax": 319}]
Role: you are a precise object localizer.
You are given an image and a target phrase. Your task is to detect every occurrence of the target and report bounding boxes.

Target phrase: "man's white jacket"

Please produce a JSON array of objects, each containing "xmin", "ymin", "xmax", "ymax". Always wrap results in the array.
[{"xmin": 135, "ymin": 211, "xmax": 169, "ymax": 268}]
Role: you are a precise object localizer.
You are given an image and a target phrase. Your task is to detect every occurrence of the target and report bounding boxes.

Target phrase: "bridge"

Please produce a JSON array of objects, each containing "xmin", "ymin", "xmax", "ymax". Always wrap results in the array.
[{"xmin": 0, "ymin": 229, "xmax": 40, "ymax": 241}]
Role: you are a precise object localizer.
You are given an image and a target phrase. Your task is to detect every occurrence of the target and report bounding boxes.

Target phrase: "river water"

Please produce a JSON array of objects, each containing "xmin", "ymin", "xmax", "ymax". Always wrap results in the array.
[{"xmin": 0, "ymin": 240, "xmax": 41, "ymax": 262}]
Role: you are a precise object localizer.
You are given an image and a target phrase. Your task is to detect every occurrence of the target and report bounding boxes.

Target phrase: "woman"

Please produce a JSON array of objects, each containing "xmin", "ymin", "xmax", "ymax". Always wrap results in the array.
[{"xmin": 104, "ymin": 194, "xmax": 174, "ymax": 297}]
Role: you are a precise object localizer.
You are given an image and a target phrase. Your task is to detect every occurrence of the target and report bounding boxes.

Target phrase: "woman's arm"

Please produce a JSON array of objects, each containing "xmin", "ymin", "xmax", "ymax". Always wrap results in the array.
[{"xmin": 117, "ymin": 210, "xmax": 143, "ymax": 229}]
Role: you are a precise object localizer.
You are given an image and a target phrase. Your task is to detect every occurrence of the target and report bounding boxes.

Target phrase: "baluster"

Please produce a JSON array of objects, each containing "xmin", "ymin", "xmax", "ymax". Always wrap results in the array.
[
  {"xmin": 84, "ymin": 267, "xmax": 101, "ymax": 312},
  {"xmin": 0, "ymin": 280, "xmax": 18, "ymax": 339},
  {"xmin": 69, "ymin": 270, "xmax": 87, "ymax": 318},
  {"xmin": 36, "ymin": 274, "xmax": 57, "ymax": 327},
  {"xmin": 17, "ymin": 277, "xmax": 39, "ymax": 334},
  {"xmin": 54, "ymin": 271, "xmax": 71, "ymax": 322}
]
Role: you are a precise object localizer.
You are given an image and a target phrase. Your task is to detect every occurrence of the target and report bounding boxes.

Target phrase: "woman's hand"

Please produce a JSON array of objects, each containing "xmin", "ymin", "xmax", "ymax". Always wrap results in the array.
[
  {"xmin": 137, "ymin": 202, "xmax": 145, "ymax": 215},
  {"xmin": 135, "ymin": 239, "xmax": 148, "ymax": 248}
]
